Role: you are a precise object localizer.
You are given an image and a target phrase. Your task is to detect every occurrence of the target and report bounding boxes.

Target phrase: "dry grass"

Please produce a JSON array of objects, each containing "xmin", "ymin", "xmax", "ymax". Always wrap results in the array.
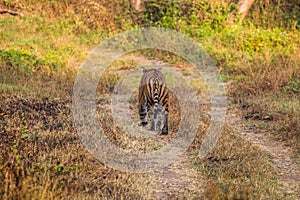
[
  {"xmin": 1, "ymin": 0, "xmax": 132, "ymax": 33},
  {"xmin": 228, "ymin": 53, "xmax": 300, "ymax": 165},
  {"xmin": 191, "ymin": 126, "xmax": 290, "ymax": 199},
  {"xmin": 0, "ymin": 94, "xmax": 152, "ymax": 199},
  {"xmin": 0, "ymin": 56, "xmax": 156, "ymax": 199}
]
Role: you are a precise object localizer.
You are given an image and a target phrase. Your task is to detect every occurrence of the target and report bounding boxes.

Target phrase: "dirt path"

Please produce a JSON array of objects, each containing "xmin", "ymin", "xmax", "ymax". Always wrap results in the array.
[
  {"xmin": 117, "ymin": 55, "xmax": 298, "ymax": 198},
  {"xmin": 118, "ymin": 56, "xmax": 206, "ymax": 199},
  {"xmin": 117, "ymin": 55, "xmax": 300, "ymax": 199},
  {"xmin": 152, "ymin": 156, "xmax": 205, "ymax": 200},
  {"xmin": 229, "ymin": 111, "xmax": 300, "ymax": 197}
]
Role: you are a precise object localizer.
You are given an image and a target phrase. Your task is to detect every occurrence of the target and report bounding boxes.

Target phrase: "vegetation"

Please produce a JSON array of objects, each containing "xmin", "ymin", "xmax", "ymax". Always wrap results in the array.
[{"xmin": 0, "ymin": 0, "xmax": 299, "ymax": 199}]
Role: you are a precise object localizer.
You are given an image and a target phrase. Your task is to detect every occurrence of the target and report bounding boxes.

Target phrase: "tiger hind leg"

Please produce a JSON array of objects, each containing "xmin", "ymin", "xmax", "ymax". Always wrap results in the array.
[
  {"xmin": 139, "ymin": 96, "xmax": 148, "ymax": 126},
  {"xmin": 160, "ymin": 93, "xmax": 169, "ymax": 135},
  {"xmin": 161, "ymin": 111, "xmax": 168, "ymax": 135},
  {"xmin": 150, "ymin": 104, "xmax": 159, "ymax": 131},
  {"xmin": 154, "ymin": 104, "xmax": 168, "ymax": 134}
]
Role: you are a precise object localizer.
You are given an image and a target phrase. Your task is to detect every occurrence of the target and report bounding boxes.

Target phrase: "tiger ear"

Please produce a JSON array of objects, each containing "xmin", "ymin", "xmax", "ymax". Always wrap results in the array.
[{"xmin": 141, "ymin": 67, "xmax": 147, "ymax": 73}]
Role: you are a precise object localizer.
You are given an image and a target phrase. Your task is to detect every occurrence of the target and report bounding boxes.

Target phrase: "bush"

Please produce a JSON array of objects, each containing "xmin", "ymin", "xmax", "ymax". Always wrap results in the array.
[{"xmin": 0, "ymin": 49, "xmax": 62, "ymax": 73}]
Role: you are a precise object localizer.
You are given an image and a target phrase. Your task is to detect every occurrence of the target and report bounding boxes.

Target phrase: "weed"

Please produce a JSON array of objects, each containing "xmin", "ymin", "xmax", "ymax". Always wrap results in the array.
[{"xmin": 284, "ymin": 77, "xmax": 300, "ymax": 94}]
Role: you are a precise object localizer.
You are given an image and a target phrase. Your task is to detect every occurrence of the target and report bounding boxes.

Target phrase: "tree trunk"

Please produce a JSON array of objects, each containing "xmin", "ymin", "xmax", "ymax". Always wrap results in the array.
[
  {"xmin": 228, "ymin": 0, "xmax": 255, "ymax": 23},
  {"xmin": 131, "ymin": 0, "xmax": 143, "ymax": 12},
  {"xmin": 238, "ymin": 0, "xmax": 255, "ymax": 22}
]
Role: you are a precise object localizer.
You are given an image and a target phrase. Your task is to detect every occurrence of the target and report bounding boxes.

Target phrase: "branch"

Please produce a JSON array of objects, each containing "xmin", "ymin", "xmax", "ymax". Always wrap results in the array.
[{"xmin": 0, "ymin": 9, "xmax": 24, "ymax": 16}]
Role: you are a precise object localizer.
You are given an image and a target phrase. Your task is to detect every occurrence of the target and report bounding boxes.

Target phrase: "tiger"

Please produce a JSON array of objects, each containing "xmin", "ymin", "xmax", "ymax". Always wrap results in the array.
[{"xmin": 138, "ymin": 67, "xmax": 169, "ymax": 135}]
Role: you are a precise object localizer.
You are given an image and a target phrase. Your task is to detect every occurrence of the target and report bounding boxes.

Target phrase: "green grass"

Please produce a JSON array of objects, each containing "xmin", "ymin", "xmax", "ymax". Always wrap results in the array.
[{"xmin": 0, "ymin": 83, "xmax": 32, "ymax": 94}]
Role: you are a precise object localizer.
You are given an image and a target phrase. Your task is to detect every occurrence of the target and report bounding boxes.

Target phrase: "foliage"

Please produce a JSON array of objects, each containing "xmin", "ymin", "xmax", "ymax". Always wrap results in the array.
[
  {"xmin": 248, "ymin": 0, "xmax": 300, "ymax": 29},
  {"xmin": 139, "ymin": 0, "xmax": 233, "ymax": 34},
  {"xmin": 0, "ymin": 49, "xmax": 62, "ymax": 73}
]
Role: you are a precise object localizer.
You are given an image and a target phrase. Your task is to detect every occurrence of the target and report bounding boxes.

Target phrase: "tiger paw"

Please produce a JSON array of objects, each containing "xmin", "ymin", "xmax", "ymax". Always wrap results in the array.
[
  {"xmin": 161, "ymin": 128, "xmax": 168, "ymax": 135},
  {"xmin": 138, "ymin": 122, "xmax": 148, "ymax": 126}
]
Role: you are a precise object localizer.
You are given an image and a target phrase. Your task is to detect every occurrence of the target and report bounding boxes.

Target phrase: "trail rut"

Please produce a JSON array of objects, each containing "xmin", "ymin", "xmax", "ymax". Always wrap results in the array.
[{"xmin": 229, "ymin": 111, "xmax": 300, "ymax": 197}]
